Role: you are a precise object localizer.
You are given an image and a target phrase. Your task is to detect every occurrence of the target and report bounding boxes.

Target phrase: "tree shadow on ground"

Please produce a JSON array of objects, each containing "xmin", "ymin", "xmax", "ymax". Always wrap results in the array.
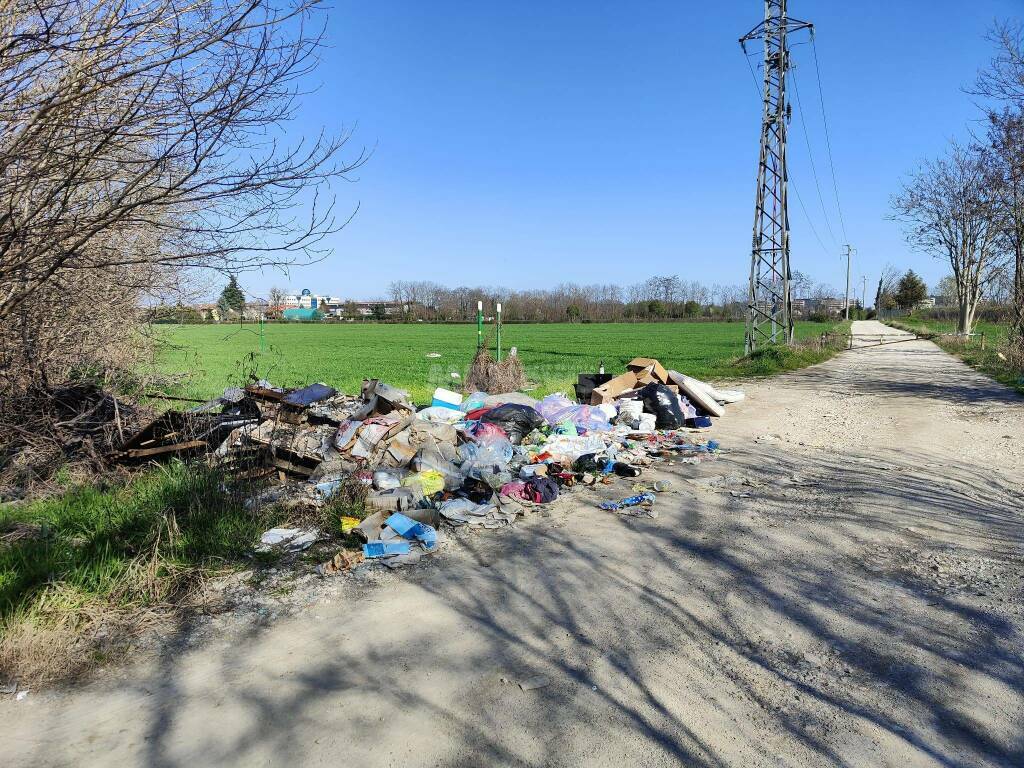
[{"xmin": 19, "ymin": 440, "xmax": 1020, "ymax": 767}]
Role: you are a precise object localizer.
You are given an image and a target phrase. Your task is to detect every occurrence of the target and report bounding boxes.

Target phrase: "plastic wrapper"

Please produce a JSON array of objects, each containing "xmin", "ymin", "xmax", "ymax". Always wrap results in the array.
[
  {"xmin": 458, "ymin": 434, "xmax": 514, "ymax": 486},
  {"xmin": 415, "ymin": 406, "xmax": 465, "ymax": 424},
  {"xmin": 412, "ymin": 447, "xmax": 463, "ymax": 490},
  {"xmin": 458, "ymin": 435, "xmax": 514, "ymax": 465},
  {"xmin": 461, "ymin": 391, "xmax": 488, "ymax": 412},
  {"xmin": 479, "ymin": 404, "xmax": 545, "ymax": 445},
  {"xmin": 536, "ymin": 394, "xmax": 612, "ymax": 433},
  {"xmin": 538, "ymin": 434, "xmax": 608, "ymax": 463},
  {"xmin": 471, "ymin": 421, "xmax": 507, "ymax": 442},
  {"xmin": 401, "ymin": 469, "xmax": 446, "ymax": 497}
]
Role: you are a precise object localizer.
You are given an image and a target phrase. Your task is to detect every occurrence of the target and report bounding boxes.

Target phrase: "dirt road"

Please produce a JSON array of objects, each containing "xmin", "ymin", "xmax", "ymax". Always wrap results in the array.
[{"xmin": 4, "ymin": 321, "xmax": 1022, "ymax": 767}]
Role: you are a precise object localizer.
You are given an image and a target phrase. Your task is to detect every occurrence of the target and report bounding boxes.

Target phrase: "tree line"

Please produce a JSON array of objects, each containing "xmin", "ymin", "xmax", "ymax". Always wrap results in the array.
[{"xmin": 382, "ymin": 272, "xmax": 844, "ymax": 323}]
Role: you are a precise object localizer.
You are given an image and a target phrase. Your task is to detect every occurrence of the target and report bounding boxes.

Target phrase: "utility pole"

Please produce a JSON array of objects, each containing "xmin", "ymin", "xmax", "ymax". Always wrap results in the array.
[
  {"xmin": 861, "ymin": 275, "xmax": 867, "ymax": 315},
  {"xmin": 741, "ymin": 1, "xmax": 813, "ymax": 354},
  {"xmin": 842, "ymin": 244, "xmax": 856, "ymax": 319}
]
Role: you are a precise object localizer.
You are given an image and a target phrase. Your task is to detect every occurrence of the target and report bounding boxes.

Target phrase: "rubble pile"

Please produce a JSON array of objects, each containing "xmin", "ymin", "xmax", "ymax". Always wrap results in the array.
[{"xmin": 119, "ymin": 358, "xmax": 742, "ymax": 570}]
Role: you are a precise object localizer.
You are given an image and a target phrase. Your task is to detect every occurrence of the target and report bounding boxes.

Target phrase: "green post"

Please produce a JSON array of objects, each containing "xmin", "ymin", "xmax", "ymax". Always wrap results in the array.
[
  {"xmin": 476, "ymin": 300, "xmax": 483, "ymax": 352},
  {"xmin": 496, "ymin": 302, "xmax": 502, "ymax": 362},
  {"xmin": 259, "ymin": 313, "xmax": 266, "ymax": 353}
]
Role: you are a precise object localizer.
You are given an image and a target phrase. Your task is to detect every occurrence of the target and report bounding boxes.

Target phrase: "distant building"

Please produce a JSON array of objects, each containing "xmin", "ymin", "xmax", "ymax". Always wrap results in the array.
[{"xmin": 791, "ymin": 297, "xmax": 861, "ymax": 318}]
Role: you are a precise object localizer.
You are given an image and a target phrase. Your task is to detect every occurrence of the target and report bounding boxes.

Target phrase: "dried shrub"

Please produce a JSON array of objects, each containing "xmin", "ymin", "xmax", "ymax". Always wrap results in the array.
[{"xmin": 464, "ymin": 343, "xmax": 527, "ymax": 394}]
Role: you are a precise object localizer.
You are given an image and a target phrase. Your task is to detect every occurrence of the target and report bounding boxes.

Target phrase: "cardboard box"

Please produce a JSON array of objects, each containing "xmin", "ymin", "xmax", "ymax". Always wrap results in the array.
[
  {"xmin": 626, "ymin": 357, "xmax": 670, "ymax": 384},
  {"xmin": 589, "ymin": 371, "xmax": 639, "ymax": 404}
]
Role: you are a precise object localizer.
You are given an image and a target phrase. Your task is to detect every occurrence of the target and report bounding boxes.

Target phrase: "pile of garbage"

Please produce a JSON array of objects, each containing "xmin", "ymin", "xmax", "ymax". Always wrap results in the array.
[{"xmin": 118, "ymin": 358, "xmax": 742, "ymax": 570}]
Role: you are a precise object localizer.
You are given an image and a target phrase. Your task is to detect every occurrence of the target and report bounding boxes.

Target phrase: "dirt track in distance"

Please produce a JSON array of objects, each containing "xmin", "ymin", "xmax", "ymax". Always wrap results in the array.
[{"xmin": 3, "ymin": 320, "xmax": 1022, "ymax": 767}]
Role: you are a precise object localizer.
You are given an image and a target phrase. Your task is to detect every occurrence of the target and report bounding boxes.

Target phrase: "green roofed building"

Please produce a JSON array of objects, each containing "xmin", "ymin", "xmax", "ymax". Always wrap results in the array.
[{"xmin": 282, "ymin": 307, "xmax": 320, "ymax": 321}]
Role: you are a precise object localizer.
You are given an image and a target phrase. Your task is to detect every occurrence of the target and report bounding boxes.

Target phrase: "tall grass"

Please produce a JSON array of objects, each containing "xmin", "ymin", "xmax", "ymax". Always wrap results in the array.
[{"xmin": 0, "ymin": 461, "xmax": 284, "ymax": 683}]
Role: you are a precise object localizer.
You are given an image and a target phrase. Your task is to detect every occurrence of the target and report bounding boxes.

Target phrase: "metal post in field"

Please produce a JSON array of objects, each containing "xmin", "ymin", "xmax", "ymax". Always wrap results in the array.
[
  {"xmin": 476, "ymin": 300, "xmax": 483, "ymax": 352},
  {"xmin": 495, "ymin": 302, "xmax": 502, "ymax": 362}
]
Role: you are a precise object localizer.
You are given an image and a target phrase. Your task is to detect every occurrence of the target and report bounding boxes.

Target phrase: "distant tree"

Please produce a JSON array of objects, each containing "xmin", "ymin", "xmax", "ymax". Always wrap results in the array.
[
  {"xmin": 646, "ymin": 300, "xmax": 667, "ymax": 318},
  {"xmin": 565, "ymin": 304, "xmax": 582, "ymax": 322},
  {"xmin": 790, "ymin": 270, "xmax": 814, "ymax": 298},
  {"xmin": 218, "ymin": 275, "xmax": 246, "ymax": 314},
  {"xmin": 895, "ymin": 270, "xmax": 928, "ymax": 310},
  {"xmin": 683, "ymin": 300, "xmax": 701, "ymax": 318},
  {"xmin": 874, "ymin": 264, "xmax": 901, "ymax": 311},
  {"xmin": 268, "ymin": 286, "xmax": 288, "ymax": 308},
  {"xmin": 370, "ymin": 303, "xmax": 387, "ymax": 321},
  {"xmin": 935, "ymin": 275, "xmax": 959, "ymax": 305}
]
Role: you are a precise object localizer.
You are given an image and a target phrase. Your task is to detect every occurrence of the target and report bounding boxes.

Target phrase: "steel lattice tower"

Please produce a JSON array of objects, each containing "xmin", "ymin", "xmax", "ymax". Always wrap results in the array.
[{"xmin": 740, "ymin": 1, "xmax": 812, "ymax": 354}]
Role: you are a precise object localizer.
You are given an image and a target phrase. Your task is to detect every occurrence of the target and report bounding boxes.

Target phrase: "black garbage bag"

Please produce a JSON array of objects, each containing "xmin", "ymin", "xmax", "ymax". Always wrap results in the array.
[
  {"xmin": 480, "ymin": 403, "xmax": 545, "ymax": 445},
  {"xmin": 573, "ymin": 453, "xmax": 603, "ymax": 473},
  {"xmin": 640, "ymin": 383, "xmax": 685, "ymax": 429}
]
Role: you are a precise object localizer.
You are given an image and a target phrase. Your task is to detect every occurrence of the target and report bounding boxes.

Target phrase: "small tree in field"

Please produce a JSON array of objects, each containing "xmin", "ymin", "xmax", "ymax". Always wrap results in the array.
[
  {"xmin": 218, "ymin": 276, "xmax": 246, "ymax": 315},
  {"xmin": 895, "ymin": 271, "xmax": 928, "ymax": 310}
]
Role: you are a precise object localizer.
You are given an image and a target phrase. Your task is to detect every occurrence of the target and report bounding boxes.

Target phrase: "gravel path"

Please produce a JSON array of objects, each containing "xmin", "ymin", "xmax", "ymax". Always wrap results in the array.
[{"xmin": 3, "ymin": 321, "xmax": 1022, "ymax": 767}]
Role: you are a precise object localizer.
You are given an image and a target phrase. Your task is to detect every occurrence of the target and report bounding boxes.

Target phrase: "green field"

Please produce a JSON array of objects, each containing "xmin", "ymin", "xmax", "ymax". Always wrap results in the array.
[{"xmin": 153, "ymin": 321, "xmax": 840, "ymax": 403}]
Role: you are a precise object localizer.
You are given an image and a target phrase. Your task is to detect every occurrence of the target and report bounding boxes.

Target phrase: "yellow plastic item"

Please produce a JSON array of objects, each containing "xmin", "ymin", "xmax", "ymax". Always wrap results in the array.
[
  {"xmin": 401, "ymin": 469, "xmax": 445, "ymax": 497},
  {"xmin": 340, "ymin": 516, "xmax": 361, "ymax": 534}
]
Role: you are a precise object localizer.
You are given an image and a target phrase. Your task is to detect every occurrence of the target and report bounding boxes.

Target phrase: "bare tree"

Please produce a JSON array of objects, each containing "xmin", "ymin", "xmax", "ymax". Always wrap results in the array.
[
  {"xmin": 985, "ymin": 110, "xmax": 1024, "ymax": 339},
  {"xmin": 971, "ymin": 21, "xmax": 1024, "ymax": 342},
  {"xmin": 268, "ymin": 286, "xmax": 289, "ymax": 308},
  {"xmin": 0, "ymin": 0, "xmax": 364, "ymax": 324},
  {"xmin": 874, "ymin": 264, "xmax": 901, "ymax": 310},
  {"xmin": 892, "ymin": 143, "xmax": 1005, "ymax": 334}
]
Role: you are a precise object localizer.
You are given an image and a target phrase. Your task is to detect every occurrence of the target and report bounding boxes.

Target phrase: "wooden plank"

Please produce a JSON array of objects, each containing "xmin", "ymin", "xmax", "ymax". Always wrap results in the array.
[{"xmin": 123, "ymin": 440, "xmax": 207, "ymax": 459}]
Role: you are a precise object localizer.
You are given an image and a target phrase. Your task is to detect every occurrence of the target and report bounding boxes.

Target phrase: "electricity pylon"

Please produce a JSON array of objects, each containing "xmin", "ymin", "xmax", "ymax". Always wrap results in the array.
[{"xmin": 740, "ymin": 0, "xmax": 812, "ymax": 354}]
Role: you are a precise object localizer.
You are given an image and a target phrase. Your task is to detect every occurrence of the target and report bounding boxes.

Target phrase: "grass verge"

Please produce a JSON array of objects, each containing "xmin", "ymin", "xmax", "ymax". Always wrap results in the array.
[
  {"xmin": 712, "ymin": 320, "xmax": 853, "ymax": 379},
  {"xmin": 887, "ymin": 318, "xmax": 1024, "ymax": 394},
  {"xmin": 0, "ymin": 461, "xmax": 285, "ymax": 686}
]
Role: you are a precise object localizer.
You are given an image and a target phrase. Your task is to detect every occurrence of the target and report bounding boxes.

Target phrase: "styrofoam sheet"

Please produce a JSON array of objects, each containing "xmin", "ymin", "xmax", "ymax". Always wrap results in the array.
[{"xmin": 667, "ymin": 370, "xmax": 725, "ymax": 418}]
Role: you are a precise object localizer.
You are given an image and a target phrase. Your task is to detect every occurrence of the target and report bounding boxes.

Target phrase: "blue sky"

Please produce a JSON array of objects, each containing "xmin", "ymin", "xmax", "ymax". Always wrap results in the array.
[{"xmin": 240, "ymin": 1, "xmax": 1020, "ymax": 302}]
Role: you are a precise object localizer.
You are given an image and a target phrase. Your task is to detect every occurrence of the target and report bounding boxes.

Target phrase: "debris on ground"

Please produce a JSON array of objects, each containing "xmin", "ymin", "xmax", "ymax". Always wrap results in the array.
[
  {"xmin": 519, "ymin": 675, "xmax": 551, "ymax": 691},
  {"xmin": 112, "ymin": 359, "xmax": 741, "ymax": 573},
  {"xmin": 258, "ymin": 527, "xmax": 319, "ymax": 552}
]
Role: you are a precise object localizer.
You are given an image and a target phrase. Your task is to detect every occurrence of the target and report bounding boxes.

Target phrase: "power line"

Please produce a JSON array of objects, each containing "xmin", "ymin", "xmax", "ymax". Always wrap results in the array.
[
  {"xmin": 811, "ymin": 35, "xmax": 849, "ymax": 243},
  {"xmin": 749, "ymin": 52, "xmax": 835, "ymax": 262},
  {"xmin": 790, "ymin": 176, "xmax": 832, "ymax": 257},
  {"xmin": 790, "ymin": 68, "xmax": 838, "ymax": 247},
  {"xmin": 746, "ymin": 51, "xmax": 833, "ymax": 260},
  {"xmin": 744, "ymin": 51, "xmax": 762, "ymax": 99}
]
